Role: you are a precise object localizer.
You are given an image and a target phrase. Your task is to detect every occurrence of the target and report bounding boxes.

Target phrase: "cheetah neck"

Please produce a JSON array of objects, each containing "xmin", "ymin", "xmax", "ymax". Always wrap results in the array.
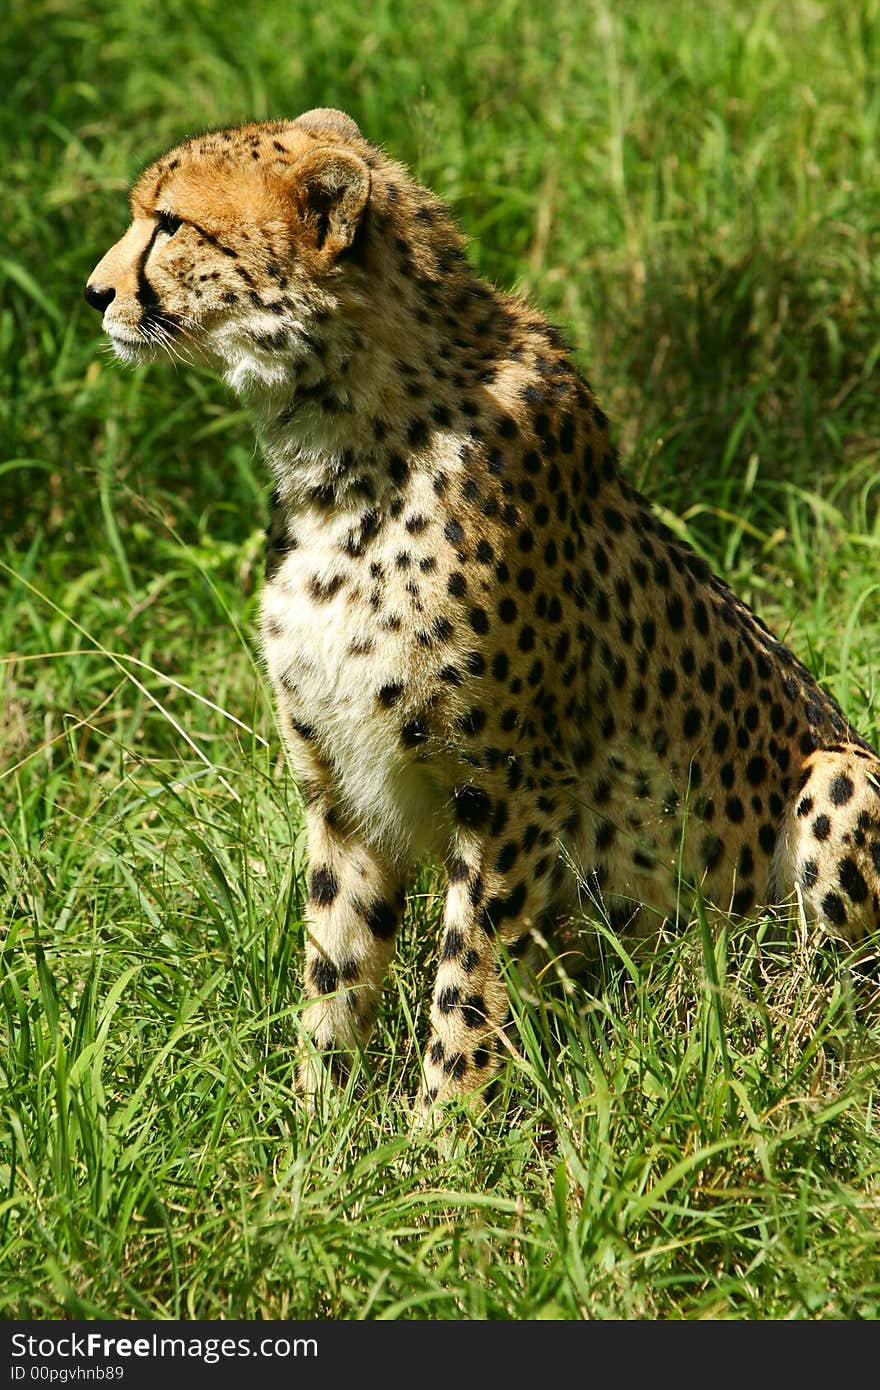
[{"xmin": 249, "ymin": 262, "xmax": 502, "ymax": 516}]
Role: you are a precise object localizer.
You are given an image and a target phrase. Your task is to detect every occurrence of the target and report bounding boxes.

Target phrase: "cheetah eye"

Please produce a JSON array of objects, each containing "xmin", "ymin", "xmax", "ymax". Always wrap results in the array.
[{"xmin": 157, "ymin": 209, "xmax": 182, "ymax": 237}]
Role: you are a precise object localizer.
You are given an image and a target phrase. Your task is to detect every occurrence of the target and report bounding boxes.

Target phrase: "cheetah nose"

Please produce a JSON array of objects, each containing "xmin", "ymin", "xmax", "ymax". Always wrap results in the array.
[{"xmin": 84, "ymin": 282, "xmax": 115, "ymax": 313}]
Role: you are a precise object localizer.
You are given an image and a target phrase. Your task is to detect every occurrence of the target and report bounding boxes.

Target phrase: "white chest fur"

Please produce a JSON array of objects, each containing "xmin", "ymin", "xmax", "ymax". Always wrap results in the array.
[{"xmin": 259, "ymin": 507, "xmax": 453, "ymax": 864}]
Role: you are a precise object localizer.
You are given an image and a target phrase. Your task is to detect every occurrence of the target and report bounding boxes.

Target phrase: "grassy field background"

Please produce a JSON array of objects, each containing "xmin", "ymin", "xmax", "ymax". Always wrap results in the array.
[{"xmin": 2, "ymin": 0, "xmax": 880, "ymax": 1318}]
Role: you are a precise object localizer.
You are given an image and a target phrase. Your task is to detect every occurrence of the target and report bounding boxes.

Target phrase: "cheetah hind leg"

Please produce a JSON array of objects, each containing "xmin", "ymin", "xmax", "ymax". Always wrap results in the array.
[{"xmin": 772, "ymin": 745, "xmax": 880, "ymax": 976}]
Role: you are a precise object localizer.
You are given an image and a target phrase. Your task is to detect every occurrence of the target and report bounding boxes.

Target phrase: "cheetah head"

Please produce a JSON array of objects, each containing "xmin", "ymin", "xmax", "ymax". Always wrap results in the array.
[{"xmin": 84, "ymin": 109, "xmax": 372, "ymax": 394}]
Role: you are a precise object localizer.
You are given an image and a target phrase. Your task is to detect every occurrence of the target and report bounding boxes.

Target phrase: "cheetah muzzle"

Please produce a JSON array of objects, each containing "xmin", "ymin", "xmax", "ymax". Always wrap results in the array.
[{"xmin": 86, "ymin": 108, "xmax": 880, "ymax": 1110}]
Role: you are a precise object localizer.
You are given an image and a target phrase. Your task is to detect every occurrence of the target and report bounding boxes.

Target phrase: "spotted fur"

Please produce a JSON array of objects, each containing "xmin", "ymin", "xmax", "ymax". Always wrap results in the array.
[{"xmin": 86, "ymin": 109, "xmax": 880, "ymax": 1109}]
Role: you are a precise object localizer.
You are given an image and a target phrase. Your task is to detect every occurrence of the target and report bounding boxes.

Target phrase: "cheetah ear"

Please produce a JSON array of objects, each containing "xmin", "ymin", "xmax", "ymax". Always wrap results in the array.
[
  {"xmin": 291, "ymin": 146, "xmax": 371, "ymax": 259},
  {"xmin": 294, "ymin": 108, "xmax": 362, "ymax": 142}
]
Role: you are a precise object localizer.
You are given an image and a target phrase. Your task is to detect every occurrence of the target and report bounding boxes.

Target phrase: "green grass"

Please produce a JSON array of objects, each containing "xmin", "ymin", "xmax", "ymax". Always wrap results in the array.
[{"xmin": 2, "ymin": 0, "xmax": 880, "ymax": 1319}]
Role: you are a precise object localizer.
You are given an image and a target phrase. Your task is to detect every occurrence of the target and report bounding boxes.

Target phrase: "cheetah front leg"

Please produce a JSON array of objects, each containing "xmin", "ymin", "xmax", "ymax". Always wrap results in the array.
[
  {"xmin": 279, "ymin": 716, "xmax": 407, "ymax": 1096},
  {"xmin": 421, "ymin": 788, "xmax": 557, "ymax": 1109},
  {"xmin": 298, "ymin": 808, "xmax": 407, "ymax": 1095}
]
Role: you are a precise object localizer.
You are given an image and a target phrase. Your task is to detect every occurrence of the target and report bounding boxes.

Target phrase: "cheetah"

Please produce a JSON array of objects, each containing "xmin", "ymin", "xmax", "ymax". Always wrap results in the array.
[{"xmin": 85, "ymin": 108, "xmax": 880, "ymax": 1109}]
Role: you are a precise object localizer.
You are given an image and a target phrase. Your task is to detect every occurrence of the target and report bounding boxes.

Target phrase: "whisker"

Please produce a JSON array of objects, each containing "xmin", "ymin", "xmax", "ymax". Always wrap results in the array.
[
  {"xmin": 148, "ymin": 314, "xmax": 198, "ymax": 365},
  {"xmin": 150, "ymin": 326, "xmax": 185, "ymax": 370},
  {"xmin": 156, "ymin": 315, "xmax": 200, "ymax": 354}
]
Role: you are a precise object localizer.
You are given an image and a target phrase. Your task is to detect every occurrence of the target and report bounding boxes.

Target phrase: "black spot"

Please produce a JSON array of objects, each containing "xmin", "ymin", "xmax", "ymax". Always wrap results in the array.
[
  {"xmin": 801, "ymin": 860, "xmax": 818, "ymax": 889},
  {"xmin": 481, "ymin": 881, "xmax": 526, "ymax": 933},
  {"xmin": 522, "ymin": 824, "xmax": 540, "ymax": 852},
  {"xmin": 821, "ymin": 892, "xmax": 847, "ymax": 927},
  {"xmin": 457, "ymin": 707, "xmax": 487, "ymax": 737},
  {"xmin": 682, "ymin": 707, "xmax": 701, "ymax": 738},
  {"xmin": 388, "ymin": 452, "xmax": 409, "ymax": 486},
  {"xmin": 468, "ymin": 872, "xmax": 485, "ymax": 906},
  {"xmin": 437, "ymin": 985, "xmax": 461, "ymax": 1014},
  {"xmin": 594, "ymin": 777, "xmax": 612, "ymax": 805},
  {"xmin": 812, "ymin": 814, "xmax": 831, "ymax": 842},
  {"xmin": 309, "ymin": 866, "xmax": 339, "ymax": 907},
  {"xmin": 310, "ymin": 957, "xmax": 338, "ymax": 995},
  {"xmin": 491, "ymin": 652, "xmax": 509, "ymax": 682},
  {"xmin": 448, "ymin": 571, "xmax": 467, "ymax": 597},
  {"xmin": 665, "ymin": 594, "xmax": 685, "ymax": 630},
  {"xmin": 702, "ymin": 835, "xmax": 723, "ymax": 872},
  {"xmin": 518, "ymin": 567, "xmax": 536, "ymax": 593},
  {"xmin": 462, "ymin": 993, "xmax": 486, "ymax": 1028},
  {"xmin": 495, "ymin": 842, "xmax": 519, "ymax": 873},
  {"xmin": 441, "ymin": 927, "xmax": 465, "ymax": 958},
  {"xmin": 358, "ymin": 898, "xmax": 398, "ymax": 940},
  {"xmin": 731, "ymin": 886, "xmax": 754, "ymax": 915},
  {"xmin": 453, "ymin": 784, "xmax": 491, "ymax": 828},
  {"xmin": 439, "ymin": 664, "xmax": 463, "ymax": 685},
  {"xmin": 745, "ymin": 755, "xmax": 767, "ymax": 786},
  {"xmin": 401, "ymin": 717, "xmax": 429, "ymax": 747},
  {"xmin": 378, "ymin": 682, "xmax": 403, "ymax": 708},
  {"xmin": 839, "ymin": 857, "xmax": 868, "ymax": 904},
  {"xmin": 830, "ymin": 774, "xmax": 854, "ymax": 806},
  {"xmin": 308, "ymin": 573, "xmax": 344, "ymax": 602},
  {"xmin": 595, "ymin": 820, "xmax": 615, "ymax": 850}
]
